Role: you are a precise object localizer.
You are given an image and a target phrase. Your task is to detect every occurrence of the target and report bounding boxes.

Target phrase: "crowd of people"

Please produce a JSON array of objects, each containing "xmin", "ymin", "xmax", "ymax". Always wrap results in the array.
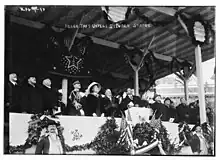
[
  {"xmin": 5, "ymin": 72, "xmax": 215, "ymax": 155},
  {"xmin": 5, "ymin": 73, "xmax": 60, "ymax": 121},
  {"xmin": 5, "ymin": 73, "xmax": 214, "ymax": 125}
]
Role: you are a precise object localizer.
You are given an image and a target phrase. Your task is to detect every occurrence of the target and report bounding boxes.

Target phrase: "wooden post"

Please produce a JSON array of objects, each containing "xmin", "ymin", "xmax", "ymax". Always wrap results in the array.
[
  {"xmin": 62, "ymin": 78, "xmax": 68, "ymax": 106},
  {"xmin": 134, "ymin": 70, "xmax": 139, "ymax": 96},
  {"xmin": 127, "ymin": 36, "xmax": 155, "ymax": 97},
  {"xmin": 183, "ymin": 66, "xmax": 190, "ymax": 104},
  {"xmin": 183, "ymin": 79, "xmax": 189, "ymax": 104},
  {"xmin": 195, "ymin": 45, "xmax": 206, "ymax": 124}
]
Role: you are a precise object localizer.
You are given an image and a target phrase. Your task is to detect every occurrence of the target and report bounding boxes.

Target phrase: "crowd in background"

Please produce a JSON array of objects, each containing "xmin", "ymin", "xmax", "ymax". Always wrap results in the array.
[{"xmin": 5, "ymin": 73, "xmax": 214, "ymax": 125}]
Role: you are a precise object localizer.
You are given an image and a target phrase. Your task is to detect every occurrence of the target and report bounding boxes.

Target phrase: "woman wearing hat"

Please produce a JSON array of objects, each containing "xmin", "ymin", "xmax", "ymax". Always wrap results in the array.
[
  {"xmin": 35, "ymin": 119, "xmax": 65, "ymax": 154},
  {"xmin": 84, "ymin": 82, "xmax": 103, "ymax": 117}
]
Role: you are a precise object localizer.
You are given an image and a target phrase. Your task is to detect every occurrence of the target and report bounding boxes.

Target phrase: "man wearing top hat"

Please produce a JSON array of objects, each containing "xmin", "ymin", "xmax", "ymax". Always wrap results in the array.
[
  {"xmin": 68, "ymin": 80, "xmax": 85, "ymax": 116},
  {"xmin": 35, "ymin": 119, "xmax": 65, "ymax": 154}
]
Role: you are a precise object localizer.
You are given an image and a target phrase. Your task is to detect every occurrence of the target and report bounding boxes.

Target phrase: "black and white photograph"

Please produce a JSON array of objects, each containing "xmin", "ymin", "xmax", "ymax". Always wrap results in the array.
[{"xmin": 3, "ymin": 5, "xmax": 216, "ymax": 156}]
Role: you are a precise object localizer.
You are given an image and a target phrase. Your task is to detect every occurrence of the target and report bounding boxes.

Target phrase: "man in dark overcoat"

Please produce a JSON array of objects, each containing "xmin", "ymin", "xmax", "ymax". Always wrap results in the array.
[
  {"xmin": 120, "ymin": 88, "xmax": 141, "ymax": 116},
  {"xmin": 20, "ymin": 76, "xmax": 43, "ymax": 114},
  {"xmin": 150, "ymin": 94, "xmax": 169, "ymax": 121},
  {"xmin": 176, "ymin": 97, "xmax": 190, "ymax": 123},
  {"xmin": 41, "ymin": 78, "xmax": 58, "ymax": 114}
]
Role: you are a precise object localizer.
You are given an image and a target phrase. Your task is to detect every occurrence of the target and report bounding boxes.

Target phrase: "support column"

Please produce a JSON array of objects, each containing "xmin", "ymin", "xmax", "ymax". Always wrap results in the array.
[
  {"xmin": 62, "ymin": 78, "xmax": 68, "ymax": 106},
  {"xmin": 183, "ymin": 79, "xmax": 189, "ymax": 104},
  {"xmin": 195, "ymin": 45, "xmax": 206, "ymax": 124},
  {"xmin": 134, "ymin": 70, "xmax": 139, "ymax": 96}
]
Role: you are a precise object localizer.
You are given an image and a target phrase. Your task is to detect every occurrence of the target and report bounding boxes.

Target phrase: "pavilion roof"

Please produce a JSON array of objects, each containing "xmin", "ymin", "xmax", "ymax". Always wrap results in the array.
[{"xmin": 5, "ymin": 6, "xmax": 215, "ymax": 91}]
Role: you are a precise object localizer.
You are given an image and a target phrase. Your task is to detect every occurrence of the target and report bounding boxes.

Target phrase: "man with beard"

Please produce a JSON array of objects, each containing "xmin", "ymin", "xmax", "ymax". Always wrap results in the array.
[
  {"xmin": 20, "ymin": 76, "xmax": 43, "ymax": 114},
  {"xmin": 35, "ymin": 119, "xmax": 65, "ymax": 154}
]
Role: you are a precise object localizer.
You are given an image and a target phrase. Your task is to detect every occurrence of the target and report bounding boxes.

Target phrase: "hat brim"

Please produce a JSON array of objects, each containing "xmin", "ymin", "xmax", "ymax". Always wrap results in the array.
[
  {"xmin": 191, "ymin": 124, "xmax": 201, "ymax": 132},
  {"xmin": 87, "ymin": 82, "xmax": 101, "ymax": 94},
  {"xmin": 44, "ymin": 120, "xmax": 59, "ymax": 127},
  {"xmin": 153, "ymin": 95, "xmax": 161, "ymax": 101},
  {"xmin": 164, "ymin": 97, "xmax": 172, "ymax": 103},
  {"xmin": 73, "ymin": 81, "xmax": 80, "ymax": 86}
]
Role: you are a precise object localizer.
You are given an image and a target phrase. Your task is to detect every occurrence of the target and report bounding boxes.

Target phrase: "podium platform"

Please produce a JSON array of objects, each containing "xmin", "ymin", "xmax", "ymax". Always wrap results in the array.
[{"xmin": 9, "ymin": 110, "xmax": 194, "ymax": 154}]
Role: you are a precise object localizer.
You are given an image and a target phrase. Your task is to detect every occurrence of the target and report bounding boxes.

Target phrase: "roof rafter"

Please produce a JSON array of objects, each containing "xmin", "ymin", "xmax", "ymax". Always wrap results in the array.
[{"xmin": 9, "ymin": 14, "xmax": 192, "ymax": 65}]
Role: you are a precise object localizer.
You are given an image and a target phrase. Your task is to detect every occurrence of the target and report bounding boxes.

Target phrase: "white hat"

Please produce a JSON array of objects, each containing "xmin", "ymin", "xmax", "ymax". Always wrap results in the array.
[
  {"xmin": 87, "ymin": 82, "xmax": 101, "ymax": 94},
  {"xmin": 42, "ymin": 78, "xmax": 51, "ymax": 88}
]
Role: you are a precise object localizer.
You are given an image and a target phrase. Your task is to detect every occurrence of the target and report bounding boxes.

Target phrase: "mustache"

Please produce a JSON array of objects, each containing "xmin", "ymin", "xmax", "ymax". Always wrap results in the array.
[{"xmin": 49, "ymin": 128, "xmax": 56, "ymax": 131}]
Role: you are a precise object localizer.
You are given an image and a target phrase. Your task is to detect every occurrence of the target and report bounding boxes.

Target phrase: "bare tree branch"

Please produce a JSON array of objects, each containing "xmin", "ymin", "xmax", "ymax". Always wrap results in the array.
[
  {"xmin": 187, "ymin": 63, "xmax": 196, "ymax": 79},
  {"xmin": 175, "ymin": 78, "xmax": 184, "ymax": 85},
  {"xmin": 68, "ymin": 13, "xmax": 85, "ymax": 51},
  {"xmin": 125, "ymin": 53, "xmax": 138, "ymax": 71},
  {"xmin": 137, "ymin": 36, "xmax": 155, "ymax": 70},
  {"xmin": 175, "ymin": 72, "xmax": 184, "ymax": 81}
]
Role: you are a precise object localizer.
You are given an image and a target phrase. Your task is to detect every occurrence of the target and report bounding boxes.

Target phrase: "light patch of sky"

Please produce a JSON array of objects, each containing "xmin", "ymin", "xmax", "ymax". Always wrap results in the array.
[
  {"xmin": 202, "ymin": 58, "xmax": 215, "ymax": 84},
  {"xmin": 157, "ymin": 58, "xmax": 215, "ymax": 85}
]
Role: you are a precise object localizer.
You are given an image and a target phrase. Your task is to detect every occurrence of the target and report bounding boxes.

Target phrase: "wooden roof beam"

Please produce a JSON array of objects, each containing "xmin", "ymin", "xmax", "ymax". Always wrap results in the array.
[
  {"xmin": 147, "ymin": 7, "xmax": 192, "ymax": 41},
  {"xmin": 147, "ymin": 6, "xmax": 190, "ymax": 18},
  {"xmin": 9, "ymin": 15, "xmax": 192, "ymax": 64},
  {"xmin": 147, "ymin": 7, "xmax": 177, "ymax": 17},
  {"xmin": 96, "ymin": 69, "xmax": 130, "ymax": 79}
]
